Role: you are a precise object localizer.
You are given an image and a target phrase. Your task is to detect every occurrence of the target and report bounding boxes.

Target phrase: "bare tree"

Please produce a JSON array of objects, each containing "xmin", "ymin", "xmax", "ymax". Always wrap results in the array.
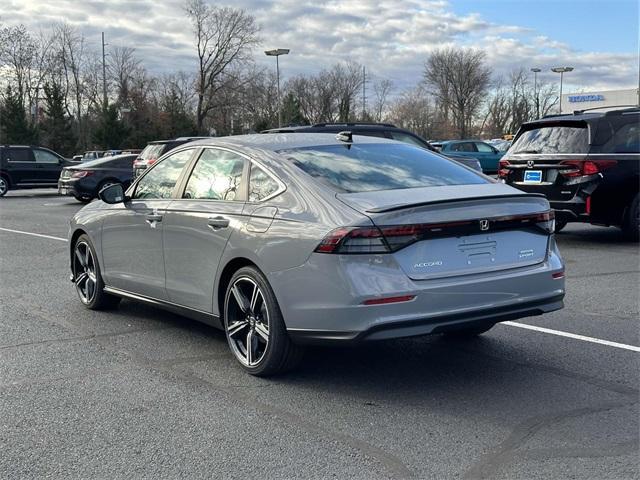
[
  {"xmin": 331, "ymin": 62, "xmax": 363, "ymax": 122},
  {"xmin": 424, "ymin": 47, "xmax": 491, "ymax": 138},
  {"xmin": 386, "ymin": 85, "xmax": 434, "ymax": 139},
  {"xmin": 185, "ymin": 0, "xmax": 260, "ymax": 133},
  {"xmin": 372, "ymin": 79, "xmax": 393, "ymax": 122},
  {"xmin": 108, "ymin": 46, "xmax": 141, "ymax": 107}
]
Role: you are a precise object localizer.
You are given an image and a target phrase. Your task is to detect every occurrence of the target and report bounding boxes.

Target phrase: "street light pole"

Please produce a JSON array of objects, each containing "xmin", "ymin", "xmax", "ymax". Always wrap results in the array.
[
  {"xmin": 530, "ymin": 68, "xmax": 541, "ymax": 119},
  {"xmin": 265, "ymin": 48, "xmax": 290, "ymax": 128},
  {"xmin": 551, "ymin": 67, "xmax": 573, "ymax": 114}
]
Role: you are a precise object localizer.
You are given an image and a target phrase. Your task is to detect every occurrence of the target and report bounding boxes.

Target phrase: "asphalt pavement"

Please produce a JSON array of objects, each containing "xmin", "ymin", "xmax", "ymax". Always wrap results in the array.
[{"xmin": 1, "ymin": 188, "xmax": 638, "ymax": 479}]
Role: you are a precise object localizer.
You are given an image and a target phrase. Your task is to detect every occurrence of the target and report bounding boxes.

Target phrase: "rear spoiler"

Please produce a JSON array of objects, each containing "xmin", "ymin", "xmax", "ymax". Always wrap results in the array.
[{"xmin": 366, "ymin": 193, "xmax": 547, "ymax": 214}]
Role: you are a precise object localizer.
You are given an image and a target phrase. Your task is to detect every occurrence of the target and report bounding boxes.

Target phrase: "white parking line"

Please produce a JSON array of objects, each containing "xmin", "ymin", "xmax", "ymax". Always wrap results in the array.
[
  {"xmin": 503, "ymin": 321, "xmax": 640, "ymax": 352},
  {"xmin": 0, "ymin": 227, "xmax": 67, "ymax": 242}
]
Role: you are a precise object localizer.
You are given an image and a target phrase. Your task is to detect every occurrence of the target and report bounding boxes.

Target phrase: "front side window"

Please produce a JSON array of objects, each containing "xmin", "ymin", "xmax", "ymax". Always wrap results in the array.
[
  {"xmin": 282, "ymin": 143, "xmax": 486, "ymax": 193},
  {"xmin": 34, "ymin": 149, "xmax": 60, "ymax": 163},
  {"xmin": 183, "ymin": 149, "xmax": 245, "ymax": 201},
  {"xmin": 249, "ymin": 164, "xmax": 280, "ymax": 202},
  {"xmin": 450, "ymin": 142, "xmax": 476, "ymax": 153},
  {"xmin": 134, "ymin": 149, "xmax": 194, "ymax": 199}
]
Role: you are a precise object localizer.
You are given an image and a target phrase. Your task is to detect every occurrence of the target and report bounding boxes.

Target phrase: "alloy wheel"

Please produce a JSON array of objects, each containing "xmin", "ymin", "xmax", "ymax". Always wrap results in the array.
[
  {"xmin": 225, "ymin": 277, "xmax": 270, "ymax": 367},
  {"xmin": 0, "ymin": 177, "xmax": 7, "ymax": 196},
  {"xmin": 73, "ymin": 241, "xmax": 97, "ymax": 304}
]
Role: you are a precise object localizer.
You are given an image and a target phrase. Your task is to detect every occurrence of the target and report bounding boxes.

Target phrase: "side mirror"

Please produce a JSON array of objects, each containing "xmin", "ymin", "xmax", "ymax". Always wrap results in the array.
[{"xmin": 99, "ymin": 183, "xmax": 126, "ymax": 204}]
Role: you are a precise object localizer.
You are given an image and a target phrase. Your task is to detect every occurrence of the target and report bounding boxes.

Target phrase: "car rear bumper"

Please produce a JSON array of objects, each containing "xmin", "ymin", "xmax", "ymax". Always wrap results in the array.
[{"xmin": 269, "ymin": 243, "xmax": 565, "ymax": 344}]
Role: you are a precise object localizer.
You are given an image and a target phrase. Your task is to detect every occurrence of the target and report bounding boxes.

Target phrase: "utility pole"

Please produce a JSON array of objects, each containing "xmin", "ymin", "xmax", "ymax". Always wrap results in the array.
[
  {"xmin": 531, "ymin": 68, "xmax": 541, "ymax": 119},
  {"xmin": 264, "ymin": 49, "xmax": 290, "ymax": 128},
  {"xmin": 101, "ymin": 32, "xmax": 108, "ymax": 110},
  {"xmin": 362, "ymin": 65, "xmax": 366, "ymax": 119}
]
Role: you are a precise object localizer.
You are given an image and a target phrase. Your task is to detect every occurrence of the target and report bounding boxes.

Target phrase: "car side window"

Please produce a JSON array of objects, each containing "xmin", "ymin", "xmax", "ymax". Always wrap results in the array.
[
  {"xmin": 451, "ymin": 142, "xmax": 476, "ymax": 153},
  {"xmin": 249, "ymin": 164, "xmax": 280, "ymax": 202},
  {"xmin": 34, "ymin": 149, "xmax": 60, "ymax": 163},
  {"xmin": 389, "ymin": 131, "xmax": 429, "ymax": 148},
  {"xmin": 602, "ymin": 120, "xmax": 640, "ymax": 153},
  {"xmin": 134, "ymin": 149, "xmax": 194, "ymax": 199},
  {"xmin": 7, "ymin": 148, "xmax": 34, "ymax": 162},
  {"xmin": 475, "ymin": 142, "xmax": 494, "ymax": 153},
  {"xmin": 183, "ymin": 148, "xmax": 245, "ymax": 201}
]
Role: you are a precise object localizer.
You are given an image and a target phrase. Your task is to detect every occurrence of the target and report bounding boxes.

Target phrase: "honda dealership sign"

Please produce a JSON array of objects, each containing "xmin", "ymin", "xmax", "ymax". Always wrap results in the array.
[{"xmin": 561, "ymin": 88, "xmax": 638, "ymax": 113}]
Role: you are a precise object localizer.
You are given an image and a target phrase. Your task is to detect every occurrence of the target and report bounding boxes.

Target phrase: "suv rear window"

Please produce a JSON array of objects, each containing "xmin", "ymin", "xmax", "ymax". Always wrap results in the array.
[
  {"xmin": 281, "ymin": 143, "xmax": 486, "ymax": 193},
  {"xmin": 511, "ymin": 123, "xmax": 589, "ymax": 154}
]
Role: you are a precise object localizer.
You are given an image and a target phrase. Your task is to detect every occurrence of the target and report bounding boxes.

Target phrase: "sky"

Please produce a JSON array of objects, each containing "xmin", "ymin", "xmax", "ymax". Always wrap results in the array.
[{"xmin": 2, "ymin": 0, "xmax": 639, "ymax": 94}]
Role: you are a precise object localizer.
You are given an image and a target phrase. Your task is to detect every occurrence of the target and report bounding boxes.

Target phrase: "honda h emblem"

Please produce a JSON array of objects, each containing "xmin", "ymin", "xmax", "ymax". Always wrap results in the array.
[
  {"xmin": 479, "ymin": 219, "xmax": 490, "ymax": 231},
  {"xmin": 527, "ymin": 160, "xmax": 535, "ymax": 168}
]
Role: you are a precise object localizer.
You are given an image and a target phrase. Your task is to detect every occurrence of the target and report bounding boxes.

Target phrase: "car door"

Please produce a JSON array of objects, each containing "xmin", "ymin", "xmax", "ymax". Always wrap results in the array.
[
  {"xmin": 474, "ymin": 142, "xmax": 502, "ymax": 173},
  {"xmin": 163, "ymin": 147, "xmax": 248, "ymax": 312},
  {"xmin": 100, "ymin": 148, "xmax": 196, "ymax": 299},
  {"xmin": 5, "ymin": 147, "xmax": 36, "ymax": 184},
  {"xmin": 33, "ymin": 148, "xmax": 63, "ymax": 183}
]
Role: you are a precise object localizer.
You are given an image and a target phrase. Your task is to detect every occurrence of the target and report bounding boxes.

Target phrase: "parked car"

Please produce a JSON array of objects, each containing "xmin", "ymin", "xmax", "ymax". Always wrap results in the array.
[
  {"xmin": 438, "ymin": 140, "xmax": 505, "ymax": 174},
  {"xmin": 500, "ymin": 107, "xmax": 639, "ymax": 239},
  {"xmin": 0, "ymin": 145, "xmax": 74, "ymax": 197},
  {"xmin": 69, "ymin": 133, "xmax": 565, "ymax": 376},
  {"xmin": 81, "ymin": 151, "xmax": 106, "ymax": 162},
  {"xmin": 103, "ymin": 150, "xmax": 123, "ymax": 157},
  {"xmin": 72, "ymin": 155, "xmax": 83, "ymax": 162},
  {"xmin": 58, "ymin": 154, "xmax": 137, "ymax": 203},
  {"xmin": 133, "ymin": 137, "xmax": 209, "ymax": 178},
  {"xmin": 262, "ymin": 123, "xmax": 483, "ymax": 172}
]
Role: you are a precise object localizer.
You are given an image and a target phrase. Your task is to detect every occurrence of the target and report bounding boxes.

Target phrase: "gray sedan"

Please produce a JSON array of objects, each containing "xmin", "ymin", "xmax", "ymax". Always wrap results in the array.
[{"xmin": 69, "ymin": 133, "xmax": 565, "ymax": 375}]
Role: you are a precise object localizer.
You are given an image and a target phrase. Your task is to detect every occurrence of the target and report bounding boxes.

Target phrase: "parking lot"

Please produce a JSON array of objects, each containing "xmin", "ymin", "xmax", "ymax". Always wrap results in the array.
[{"xmin": 0, "ymin": 189, "xmax": 638, "ymax": 479}]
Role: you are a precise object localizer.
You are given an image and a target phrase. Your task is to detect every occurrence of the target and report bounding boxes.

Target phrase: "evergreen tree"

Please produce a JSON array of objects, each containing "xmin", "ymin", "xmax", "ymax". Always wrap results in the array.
[
  {"xmin": 281, "ymin": 93, "xmax": 307, "ymax": 126},
  {"xmin": 0, "ymin": 86, "xmax": 39, "ymax": 145},
  {"xmin": 93, "ymin": 105, "xmax": 129, "ymax": 149},
  {"xmin": 41, "ymin": 83, "xmax": 76, "ymax": 156}
]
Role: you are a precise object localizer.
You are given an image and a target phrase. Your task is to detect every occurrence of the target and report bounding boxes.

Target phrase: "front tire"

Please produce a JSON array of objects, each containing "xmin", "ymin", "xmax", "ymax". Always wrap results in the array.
[
  {"xmin": 223, "ymin": 266, "xmax": 302, "ymax": 376},
  {"xmin": 72, "ymin": 234, "xmax": 120, "ymax": 310}
]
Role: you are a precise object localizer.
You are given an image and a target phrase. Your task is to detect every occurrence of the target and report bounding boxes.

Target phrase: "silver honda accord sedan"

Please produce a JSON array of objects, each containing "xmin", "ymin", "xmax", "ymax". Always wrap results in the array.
[{"xmin": 69, "ymin": 133, "xmax": 565, "ymax": 375}]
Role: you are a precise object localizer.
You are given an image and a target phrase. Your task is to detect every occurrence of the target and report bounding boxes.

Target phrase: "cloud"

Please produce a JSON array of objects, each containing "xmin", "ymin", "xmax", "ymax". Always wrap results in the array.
[{"xmin": 2, "ymin": 0, "xmax": 637, "ymax": 93}]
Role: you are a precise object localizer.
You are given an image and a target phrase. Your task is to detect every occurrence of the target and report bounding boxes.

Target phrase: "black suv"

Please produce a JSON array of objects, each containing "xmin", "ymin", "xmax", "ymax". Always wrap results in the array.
[
  {"xmin": 133, "ymin": 137, "xmax": 209, "ymax": 178},
  {"xmin": 0, "ymin": 145, "xmax": 75, "ymax": 197},
  {"xmin": 262, "ymin": 123, "xmax": 483, "ymax": 172},
  {"xmin": 500, "ymin": 107, "xmax": 639, "ymax": 239}
]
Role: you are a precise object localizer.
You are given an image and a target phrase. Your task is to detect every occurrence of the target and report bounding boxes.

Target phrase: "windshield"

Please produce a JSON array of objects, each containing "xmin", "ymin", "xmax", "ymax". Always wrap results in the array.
[
  {"xmin": 511, "ymin": 124, "xmax": 589, "ymax": 154},
  {"xmin": 281, "ymin": 143, "xmax": 486, "ymax": 193}
]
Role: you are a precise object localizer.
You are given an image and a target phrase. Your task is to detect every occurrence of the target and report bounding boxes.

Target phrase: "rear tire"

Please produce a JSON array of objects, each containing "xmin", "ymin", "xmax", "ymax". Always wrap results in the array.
[
  {"xmin": 0, "ymin": 175, "xmax": 9, "ymax": 197},
  {"xmin": 443, "ymin": 323, "xmax": 495, "ymax": 338},
  {"xmin": 223, "ymin": 266, "xmax": 303, "ymax": 376},
  {"xmin": 621, "ymin": 194, "xmax": 639, "ymax": 242},
  {"xmin": 72, "ymin": 234, "xmax": 121, "ymax": 310}
]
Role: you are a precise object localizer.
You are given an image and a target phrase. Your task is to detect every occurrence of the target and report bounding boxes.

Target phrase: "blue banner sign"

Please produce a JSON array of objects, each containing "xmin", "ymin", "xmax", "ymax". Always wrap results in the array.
[{"xmin": 568, "ymin": 94, "xmax": 605, "ymax": 103}]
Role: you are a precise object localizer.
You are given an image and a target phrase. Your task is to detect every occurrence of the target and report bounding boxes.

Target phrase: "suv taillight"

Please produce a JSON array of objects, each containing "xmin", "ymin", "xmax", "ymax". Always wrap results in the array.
[
  {"xmin": 315, "ymin": 211, "xmax": 556, "ymax": 254},
  {"xmin": 560, "ymin": 160, "xmax": 617, "ymax": 177},
  {"xmin": 498, "ymin": 159, "xmax": 510, "ymax": 178}
]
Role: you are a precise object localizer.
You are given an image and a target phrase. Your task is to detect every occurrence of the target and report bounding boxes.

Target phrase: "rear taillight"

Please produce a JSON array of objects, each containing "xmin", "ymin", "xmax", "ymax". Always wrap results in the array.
[
  {"xmin": 560, "ymin": 160, "xmax": 617, "ymax": 177},
  {"xmin": 498, "ymin": 159, "xmax": 510, "ymax": 178},
  {"xmin": 71, "ymin": 170, "xmax": 93, "ymax": 178},
  {"xmin": 315, "ymin": 211, "xmax": 556, "ymax": 254}
]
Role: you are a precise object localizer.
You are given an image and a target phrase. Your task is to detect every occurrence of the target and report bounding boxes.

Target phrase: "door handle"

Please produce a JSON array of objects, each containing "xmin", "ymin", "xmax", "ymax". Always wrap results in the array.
[
  {"xmin": 207, "ymin": 216, "xmax": 229, "ymax": 229},
  {"xmin": 145, "ymin": 213, "xmax": 163, "ymax": 223}
]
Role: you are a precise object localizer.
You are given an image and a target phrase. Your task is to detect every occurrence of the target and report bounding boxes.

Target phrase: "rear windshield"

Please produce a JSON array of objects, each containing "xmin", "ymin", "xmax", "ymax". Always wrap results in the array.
[
  {"xmin": 511, "ymin": 124, "xmax": 589, "ymax": 154},
  {"xmin": 138, "ymin": 144, "xmax": 166, "ymax": 161},
  {"xmin": 281, "ymin": 143, "xmax": 486, "ymax": 193}
]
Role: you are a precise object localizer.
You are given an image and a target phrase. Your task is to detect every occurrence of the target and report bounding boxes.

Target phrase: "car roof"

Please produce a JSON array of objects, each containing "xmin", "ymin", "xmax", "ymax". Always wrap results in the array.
[
  {"xmin": 527, "ymin": 107, "xmax": 639, "ymax": 126},
  {"xmin": 73, "ymin": 154, "xmax": 137, "ymax": 168},
  {"xmin": 184, "ymin": 132, "xmax": 398, "ymax": 152},
  {"xmin": 262, "ymin": 123, "xmax": 398, "ymax": 134}
]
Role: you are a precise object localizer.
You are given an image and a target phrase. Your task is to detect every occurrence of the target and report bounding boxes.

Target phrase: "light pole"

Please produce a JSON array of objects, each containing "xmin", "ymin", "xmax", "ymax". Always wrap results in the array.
[
  {"xmin": 530, "ymin": 68, "xmax": 541, "ymax": 119},
  {"xmin": 551, "ymin": 67, "xmax": 573, "ymax": 114},
  {"xmin": 264, "ymin": 48, "xmax": 290, "ymax": 127}
]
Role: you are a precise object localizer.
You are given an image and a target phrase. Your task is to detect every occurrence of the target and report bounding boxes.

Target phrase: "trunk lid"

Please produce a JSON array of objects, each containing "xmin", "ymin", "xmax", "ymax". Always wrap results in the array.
[{"xmin": 337, "ymin": 184, "xmax": 551, "ymax": 280}]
